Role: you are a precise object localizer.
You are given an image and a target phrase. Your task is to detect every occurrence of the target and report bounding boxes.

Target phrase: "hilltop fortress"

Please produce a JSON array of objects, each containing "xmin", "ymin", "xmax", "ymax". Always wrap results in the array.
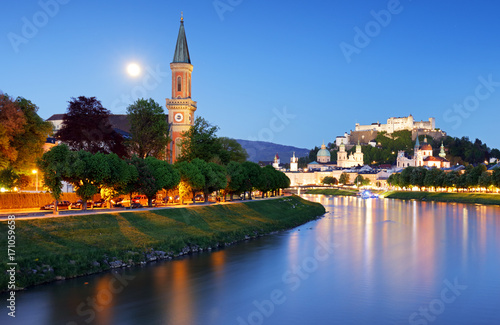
[{"xmin": 336, "ymin": 115, "xmax": 447, "ymax": 146}]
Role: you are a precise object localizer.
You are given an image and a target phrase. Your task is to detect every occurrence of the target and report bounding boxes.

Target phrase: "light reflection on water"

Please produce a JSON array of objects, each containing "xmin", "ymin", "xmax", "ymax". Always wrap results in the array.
[{"xmin": 2, "ymin": 195, "xmax": 500, "ymax": 325}]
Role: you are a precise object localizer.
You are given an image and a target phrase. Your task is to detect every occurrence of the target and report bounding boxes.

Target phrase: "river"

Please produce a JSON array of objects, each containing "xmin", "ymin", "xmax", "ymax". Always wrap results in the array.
[{"xmin": 2, "ymin": 195, "xmax": 500, "ymax": 325}]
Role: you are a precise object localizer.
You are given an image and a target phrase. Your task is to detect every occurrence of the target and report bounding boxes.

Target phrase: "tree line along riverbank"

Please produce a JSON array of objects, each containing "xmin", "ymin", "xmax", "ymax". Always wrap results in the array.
[
  {"xmin": 0, "ymin": 196, "xmax": 325, "ymax": 291},
  {"xmin": 305, "ymin": 188, "xmax": 500, "ymax": 205}
]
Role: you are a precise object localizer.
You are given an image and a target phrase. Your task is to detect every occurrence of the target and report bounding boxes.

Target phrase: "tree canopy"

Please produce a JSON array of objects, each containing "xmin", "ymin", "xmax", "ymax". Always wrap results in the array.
[
  {"xmin": 0, "ymin": 94, "xmax": 52, "ymax": 171},
  {"xmin": 178, "ymin": 117, "xmax": 224, "ymax": 163},
  {"xmin": 56, "ymin": 96, "xmax": 127, "ymax": 157},
  {"xmin": 219, "ymin": 137, "xmax": 248, "ymax": 163},
  {"xmin": 126, "ymin": 98, "xmax": 170, "ymax": 160},
  {"xmin": 37, "ymin": 144, "xmax": 73, "ymax": 210}
]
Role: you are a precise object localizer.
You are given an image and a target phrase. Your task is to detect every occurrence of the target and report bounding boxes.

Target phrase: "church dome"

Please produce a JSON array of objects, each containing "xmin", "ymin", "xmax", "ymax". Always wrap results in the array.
[
  {"xmin": 317, "ymin": 143, "xmax": 330, "ymax": 158},
  {"xmin": 317, "ymin": 148, "xmax": 330, "ymax": 157},
  {"xmin": 420, "ymin": 144, "xmax": 432, "ymax": 150}
]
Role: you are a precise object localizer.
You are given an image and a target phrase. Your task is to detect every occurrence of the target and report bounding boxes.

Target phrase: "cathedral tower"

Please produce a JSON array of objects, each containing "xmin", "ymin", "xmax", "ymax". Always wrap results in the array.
[
  {"xmin": 290, "ymin": 152, "xmax": 298, "ymax": 172},
  {"xmin": 166, "ymin": 15, "xmax": 197, "ymax": 162}
]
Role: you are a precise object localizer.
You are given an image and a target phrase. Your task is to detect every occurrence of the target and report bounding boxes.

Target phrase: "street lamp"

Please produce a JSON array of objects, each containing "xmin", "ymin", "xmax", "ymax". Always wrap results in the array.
[{"xmin": 32, "ymin": 169, "xmax": 38, "ymax": 192}]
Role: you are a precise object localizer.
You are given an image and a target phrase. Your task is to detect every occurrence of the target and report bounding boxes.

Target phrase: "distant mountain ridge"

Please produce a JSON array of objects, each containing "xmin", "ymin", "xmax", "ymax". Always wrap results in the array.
[{"xmin": 235, "ymin": 139, "xmax": 310, "ymax": 163}]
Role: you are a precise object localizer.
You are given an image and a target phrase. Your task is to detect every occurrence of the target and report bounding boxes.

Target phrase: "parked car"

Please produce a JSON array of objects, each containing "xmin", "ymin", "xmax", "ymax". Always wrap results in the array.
[
  {"xmin": 132, "ymin": 195, "xmax": 149, "ymax": 205},
  {"xmin": 41, "ymin": 200, "xmax": 71, "ymax": 210},
  {"xmin": 93, "ymin": 199, "xmax": 106, "ymax": 208},
  {"xmin": 195, "ymin": 194, "xmax": 204, "ymax": 202},
  {"xmin": 70, "ymin": 200, "xmax": 93, "ymax": 209},
  {"xmin": 111, "ymin": 198, "xmax": 125, "ymax": 207},
  {"xmin": 163, "ymin": 195, "xmax": 180, "ymax": 204}
]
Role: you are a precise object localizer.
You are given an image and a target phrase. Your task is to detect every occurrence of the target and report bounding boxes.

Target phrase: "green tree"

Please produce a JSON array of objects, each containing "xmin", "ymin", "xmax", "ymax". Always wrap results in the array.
[
  {"xmin": 175, "ymin": 160, "xmax": 205, "ymax": 204},
  {"xmin": 424, "ymin": 168, "xmax": 445, "ymax": 190},
  {"xmin": 466, "ymin": 165, "xmax": 487, "ymax": 189},
  {"xmin": 256, "ymin": 165, "xmax": 277, "ymax": 197},
  {"xmin": 275, "ymin": 171, "xmax": 290, "ymax": 195},
  {"xmin": 65, "ymin": 151, "xmax": 110, "ymax": 210},
  {"xmin": 0, "ymin": 167, "xmax": 19, "ymax": 190},
  {"xmin": 411, "ymin": 167, "xmax": 427, "ymax": 190},
  {"xmin": 225, "ymin": 161, "xmax": 247, "ymax": 201},
  {"xmin": 400, "ymin": 167, "xmax": 414, "ymax": 188},
  {"xmin": 456, "ymin": 173, "xmax": 468, "ymax": 191},
  {"xmin": 387, "ymin": 173, "xmax": 400, "ymax": 188},
  {"xmin": 241, "ymin": 161, "xmax": 261, "ymax": 200},
  {"xmin": 11, "ymin": 97, "xmax": 53, "ymax": 171},
  {"xmin": 126, "ymin": 98, "xmax": 169, "ymax": 159},
  {"xmin": 490, "ymin": 149, "xmax": 500, "ymax": 159},
  {"xmin": 339, "ymin": 172, "xmax": 350, "ymax": 185},
  {"xmin": 478, "ymin": 171, "xmax": 492, "ymax": 190},
  {"xmin": 192, "ymin": 158, "xmax": 227, "ymax": 202},
  {"xmin": 178, "ymin": 117, "xmax": 223, "ymax": 163},
  {"xmin": 0, "ymin": 94, "xmax": 26, "ymax": 169},
  {"xmin": 143, "ymin": 157, "xmax": 180, "ymax": 206},
  {"xmin": 37, "ymin": 144, "xmax": 72, "ymax": 213},
  {"xmin": 491, "ymin": 168, "xmax": 500, "ymax": 188},
  {"xmin": 219, "ymin": 137, "xmax": 248, "ymax": 163},
  {"xmin": 354, "ymin": 175, "xmax": 364, "ymax": 187},
  {"xmin": 443, "ymin": 171, "xmax": 459, "ymax": 190},
  {"xmin": 322, "ymin": 176, "xmax": 338, "ymax": 185},
  {"xmin": 126, "ymin": 156, "xmax": 180, "ymax": 207},
  {"xmin": 100, "ymin": 153, "xmax": 136, "ymax": 207},
  {"xmin": 56, "ymin": 96, "xmax": 127, "ymax": 157}
]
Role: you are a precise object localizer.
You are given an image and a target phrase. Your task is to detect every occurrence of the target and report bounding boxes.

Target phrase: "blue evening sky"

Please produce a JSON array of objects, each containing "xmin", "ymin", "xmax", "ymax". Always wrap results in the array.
[{"xmin": 1, "ymin": 0, "xmax": 499, "ymax": 152}]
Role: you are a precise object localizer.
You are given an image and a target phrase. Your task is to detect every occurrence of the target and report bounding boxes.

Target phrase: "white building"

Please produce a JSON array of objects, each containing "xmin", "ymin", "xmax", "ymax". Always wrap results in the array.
[
  {"xmin": 290, "ymin": 152, "xmax": 298, "ymax": 172},
  {"xmin": 397, "ymin": 137, "xmax": 450, "ymax": 169},
  {"xmin": 337, "ymin": 140, "xmax": 364, "ymax": 168},
  {"xmin": 355, "ymin": 115, "xmax": 435, "ymax": 134},
  {"xmin": 272, "ymin": 153, "xmax": 280, "ymax": 169}
]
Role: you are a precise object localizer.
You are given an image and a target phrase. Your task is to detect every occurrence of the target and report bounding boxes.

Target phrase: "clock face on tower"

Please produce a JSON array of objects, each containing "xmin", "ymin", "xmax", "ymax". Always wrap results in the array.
[{"xmin": 174, "ymin": 113, "xmax": 183, "ymax": 122}]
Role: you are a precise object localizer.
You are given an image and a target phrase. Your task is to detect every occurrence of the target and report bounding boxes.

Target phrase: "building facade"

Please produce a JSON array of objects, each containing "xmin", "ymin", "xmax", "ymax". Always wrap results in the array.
[
  {"xmin": 337, "ymin": 140, "xmax": 364, "ymax": 168},
  {"xmin": 397, "ymin": 137, "xmax": 450, "ymax": 169},
  {"xmin": 166, "ymin": 16, "xmax": 197, "ymax": 163},
  {"xmin": 355, "ymin": 115, "xmax": 435, "ymax": 134},
  {"xmin": 290, "ymin": 152, "xmax": 298, "ymax": 172},
  {"xmin": 317, "ymin": 142, "xmax": 331, "ymax": 163}
]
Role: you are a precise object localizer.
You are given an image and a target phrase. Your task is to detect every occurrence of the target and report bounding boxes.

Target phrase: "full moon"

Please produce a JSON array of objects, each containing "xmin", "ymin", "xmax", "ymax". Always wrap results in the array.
[{"xmin": 126, "ymin": 63, "xmax": 141, "ymax": 77}]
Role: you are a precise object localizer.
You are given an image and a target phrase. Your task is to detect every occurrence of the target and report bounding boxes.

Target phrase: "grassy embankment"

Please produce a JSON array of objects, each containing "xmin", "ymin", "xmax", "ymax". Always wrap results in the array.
[
  {"xmin": 306, "ymin": 188, "xmax": 358, "ymax": 196},
  {"xmin": 0, "ymin": 196, "xmax": 325, "ymax": 291},
  {"xmin": 380, "ymin": 191, "xmax": 500, "ymax": 205}
]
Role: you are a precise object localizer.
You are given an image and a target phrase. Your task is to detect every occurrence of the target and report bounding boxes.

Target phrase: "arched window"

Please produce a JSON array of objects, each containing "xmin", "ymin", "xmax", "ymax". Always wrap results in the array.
[{"xmin": 177, "ymin": 76, "xmax": 182, "ymax": 92}]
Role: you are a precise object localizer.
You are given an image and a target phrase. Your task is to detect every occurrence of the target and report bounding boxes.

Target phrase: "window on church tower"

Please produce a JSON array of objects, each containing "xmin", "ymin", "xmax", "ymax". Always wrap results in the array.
[{"xmin": 177, "ymin": 76, "xmax": 182, "ymax": 92}]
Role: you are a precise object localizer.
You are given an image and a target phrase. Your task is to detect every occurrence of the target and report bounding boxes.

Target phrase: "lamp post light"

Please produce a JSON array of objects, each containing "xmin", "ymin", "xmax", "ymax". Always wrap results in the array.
[{"xmin": 32, "ymin": 169, "xmax": 38, "ymax": 192}]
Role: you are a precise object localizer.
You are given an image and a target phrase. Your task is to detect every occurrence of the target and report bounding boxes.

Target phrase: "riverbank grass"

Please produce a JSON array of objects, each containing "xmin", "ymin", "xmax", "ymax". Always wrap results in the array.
[
  {"xmin": 381, "ymin": 191, "xmax": 500, "ymax": 205},
  {"xmin": 1, "ymin": 196, "xmax": 325, "ymax": 290}
]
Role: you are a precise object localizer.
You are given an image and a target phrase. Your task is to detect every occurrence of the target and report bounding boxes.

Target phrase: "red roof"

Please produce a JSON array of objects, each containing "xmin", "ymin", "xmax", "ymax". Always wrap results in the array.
[{"xmin": 424, "ymin": 156, "xmax": 448, "ymax": 162}]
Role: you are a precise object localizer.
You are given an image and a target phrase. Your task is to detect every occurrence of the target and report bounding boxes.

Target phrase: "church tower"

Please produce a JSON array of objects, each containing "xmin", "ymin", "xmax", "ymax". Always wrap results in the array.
[
  {"xmin": 439, "ymin": 142, "xmax": 446, "ymax": 158},
  {"xmin": 290, "ymin": 152, "xmax": 298, "ymax": 172},
  {"xmin": 353, "ymin": 140, "xmax": 363, "ymax": 164},
  {"xmin": 337, "ymin": 140, "xmax": 348, "ymax": 167},
  {"xmin": 273, "ymin": 153, "xmax": 280, "ymax": 169},
  {"xmin": 166, "ymin": 15, "xmax": 197, "ymax": 162}
]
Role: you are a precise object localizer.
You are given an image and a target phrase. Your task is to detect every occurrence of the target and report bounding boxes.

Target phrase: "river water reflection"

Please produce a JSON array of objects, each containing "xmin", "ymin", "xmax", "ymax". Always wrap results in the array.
[{"xmin": 2, "ymin": 195, "xmax": 500, "ymax": 325}]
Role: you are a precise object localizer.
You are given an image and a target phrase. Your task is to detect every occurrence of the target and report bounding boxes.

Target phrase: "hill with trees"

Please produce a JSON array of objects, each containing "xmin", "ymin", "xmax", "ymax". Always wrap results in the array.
[
  {"xmin": 298, "ymin": 130, "xmax": 500, "ymax": 167},
  {"xmin": 235, "ymin": 139, "xmax": 309, "ymax": 163}
]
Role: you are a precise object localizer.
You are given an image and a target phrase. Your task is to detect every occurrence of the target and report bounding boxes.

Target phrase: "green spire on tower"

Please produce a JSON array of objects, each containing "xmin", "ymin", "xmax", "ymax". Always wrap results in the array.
[
  {"xmin": 439, "ymin": 142, "xmax": 446, "ymax": 158},
  {"xmin": 172, "ymin": 14, "xmax": 191, "ymax": 64}
]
